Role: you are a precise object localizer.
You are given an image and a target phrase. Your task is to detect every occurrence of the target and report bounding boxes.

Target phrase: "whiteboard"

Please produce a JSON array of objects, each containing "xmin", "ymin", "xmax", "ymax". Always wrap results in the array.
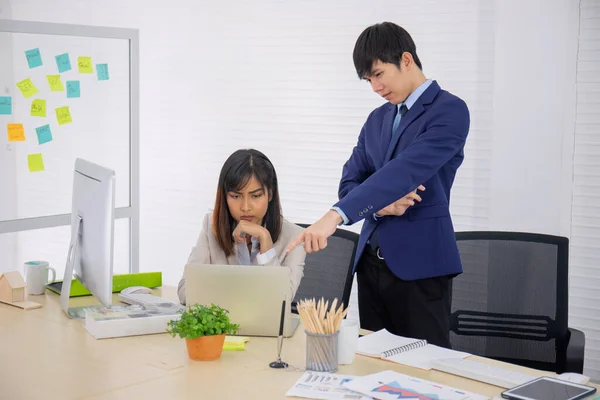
[{"xmin": 0, "ymin": 31, "xmax": 130, "ymax": 220}]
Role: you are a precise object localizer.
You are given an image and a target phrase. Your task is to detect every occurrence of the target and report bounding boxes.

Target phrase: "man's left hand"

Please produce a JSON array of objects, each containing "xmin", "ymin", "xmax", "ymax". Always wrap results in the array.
[{"xmin": 286, "ymin": 210, "xmax": 342, "ymax": 254}]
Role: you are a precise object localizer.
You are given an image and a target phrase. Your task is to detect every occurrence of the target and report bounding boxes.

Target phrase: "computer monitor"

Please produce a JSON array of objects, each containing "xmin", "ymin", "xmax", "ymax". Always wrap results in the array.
[{"xmin": 60, "ymin": 158, "xmax": 115, "ymax": 316}]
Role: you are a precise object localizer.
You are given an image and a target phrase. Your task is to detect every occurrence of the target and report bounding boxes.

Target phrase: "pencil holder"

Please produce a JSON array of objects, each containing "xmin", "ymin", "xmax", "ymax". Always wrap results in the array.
[{"xmin": 305, "ymin": 331, "xmax": 339, "ymax": 372}]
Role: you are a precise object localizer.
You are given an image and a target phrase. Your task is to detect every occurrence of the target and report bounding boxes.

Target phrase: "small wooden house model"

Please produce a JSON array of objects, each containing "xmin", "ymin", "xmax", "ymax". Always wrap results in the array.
[{"xmin": 0, "ymin": 271, "xmax": 27, "ymax": 303}]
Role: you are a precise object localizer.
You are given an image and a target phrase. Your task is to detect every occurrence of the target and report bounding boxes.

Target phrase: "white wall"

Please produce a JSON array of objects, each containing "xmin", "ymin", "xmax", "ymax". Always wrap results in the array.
[
  {"xmin": 0, "ymin": 0, "xmax": 18, "ymax": 273},
  {"xmin": 489, "ymin": 0, "xmax": 578, "ymax": 237}
]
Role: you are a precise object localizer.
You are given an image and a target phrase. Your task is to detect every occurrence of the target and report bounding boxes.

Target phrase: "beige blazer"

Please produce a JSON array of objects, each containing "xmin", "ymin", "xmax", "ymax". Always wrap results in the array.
[{"xmin": 177, "ymin": 212, "xmax": 306, "ymax": 305}]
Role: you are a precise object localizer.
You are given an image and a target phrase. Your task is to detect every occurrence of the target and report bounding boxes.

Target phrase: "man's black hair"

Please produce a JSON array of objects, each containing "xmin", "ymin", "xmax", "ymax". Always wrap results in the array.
[{"xmin": 353, "ymin": 22, "xmax": 423, "ymax": 79}]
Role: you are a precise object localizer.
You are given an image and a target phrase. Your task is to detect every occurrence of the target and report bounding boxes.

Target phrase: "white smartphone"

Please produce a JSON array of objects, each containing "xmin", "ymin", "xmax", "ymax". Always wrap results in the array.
[{"xmin": 501, "ymin": 376, "xmax": 596, "ymax": 400}]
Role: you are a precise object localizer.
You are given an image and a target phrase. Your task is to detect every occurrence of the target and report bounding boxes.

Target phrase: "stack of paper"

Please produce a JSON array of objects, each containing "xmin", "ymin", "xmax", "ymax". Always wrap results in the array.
[
  {"xmin": 286, "ymin": 370, "xmax": 489, "ymax": 400},
  {"xmin": 286, "ymin": 371, "xmax": 373, "ymax": 399},
  {"xmin": 341, "ymin": 370, "xmax": 489, "ymax": 400}
]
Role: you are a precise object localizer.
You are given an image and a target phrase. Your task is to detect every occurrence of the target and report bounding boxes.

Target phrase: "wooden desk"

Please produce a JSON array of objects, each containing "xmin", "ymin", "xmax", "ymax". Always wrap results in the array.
[{"xmin": 0, "ymin": 287, "xmax": 595, "ymax": 400}]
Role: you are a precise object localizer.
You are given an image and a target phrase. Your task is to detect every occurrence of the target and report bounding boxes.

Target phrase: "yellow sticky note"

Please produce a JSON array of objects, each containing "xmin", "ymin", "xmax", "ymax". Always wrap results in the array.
[
  {"xmin": 28, "ymin": 153, "xmax": 45, "ymax": 172},
  {"xmin": 225, "ymin": 336, "xmax": 250, "ymax": 344},
  {"xmin": 7, "ymin": 123, "xmax": 25, "ymax": 142},
  {"xmin": 55, "ymin": 106, "xmax": 72, "ymax": 125},
  {"xmin": 31, "ymin": 99, "xmax": 47, "ymax": 117},
  {"xmin": 78, "ymin": 56, "xmax": 93, "ymax": 73},
  {"xmin": 46, "ymin": 75, "xmax": 65, "ymax": 91},
  {"xmin": 223, "ymin": 336, "xmax": 250, "ymax": 351},
  {"xmin": 16, "ymin": 78, "xmax": 39, "ymax": 98}
]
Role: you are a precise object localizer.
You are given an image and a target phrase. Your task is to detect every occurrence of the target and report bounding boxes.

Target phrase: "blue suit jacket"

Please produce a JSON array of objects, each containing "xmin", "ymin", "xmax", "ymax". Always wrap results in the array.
[{"xmin": 334, "ymin": 81, "xmax": 469, "ymax": 280}]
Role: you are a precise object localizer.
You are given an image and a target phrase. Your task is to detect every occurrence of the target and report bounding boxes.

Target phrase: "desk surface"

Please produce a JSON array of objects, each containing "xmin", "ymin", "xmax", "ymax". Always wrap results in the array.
[{"xmin": 0, "ymin": 286, "xmax": 596, "ymax": 400}]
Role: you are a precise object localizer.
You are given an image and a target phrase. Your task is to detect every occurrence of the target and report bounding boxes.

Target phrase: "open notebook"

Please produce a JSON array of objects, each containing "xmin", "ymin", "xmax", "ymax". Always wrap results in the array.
[{"xmin": 356, "ymin": 329, "xmax": 469, "ymax": 370}]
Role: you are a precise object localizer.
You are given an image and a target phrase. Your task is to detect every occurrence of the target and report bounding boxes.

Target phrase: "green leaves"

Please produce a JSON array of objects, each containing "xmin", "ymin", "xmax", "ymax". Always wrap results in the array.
[{"xmin": 166, "ymin": 303, "xmax": 239, "ymax": 339}]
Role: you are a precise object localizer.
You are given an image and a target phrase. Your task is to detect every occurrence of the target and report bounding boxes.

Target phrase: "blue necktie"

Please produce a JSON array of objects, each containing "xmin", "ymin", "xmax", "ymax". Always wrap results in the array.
[
  {"xmin": 369, "ymin": 103, "xmax": 409, "ymax": 252},
  {"xmin": 392, "ymin": 103, "xmax": 409, "ymax": 135}
]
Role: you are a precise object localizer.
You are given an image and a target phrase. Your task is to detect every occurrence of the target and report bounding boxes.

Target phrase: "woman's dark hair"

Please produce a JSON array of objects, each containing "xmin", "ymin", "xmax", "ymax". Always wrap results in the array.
[
  {"xmin": 213, "ymin": 149, "xmax": 282, "ymax": 257},
  {"xmin": 353, "ymin": 22, "xmax": 422, "ymax": 79}
]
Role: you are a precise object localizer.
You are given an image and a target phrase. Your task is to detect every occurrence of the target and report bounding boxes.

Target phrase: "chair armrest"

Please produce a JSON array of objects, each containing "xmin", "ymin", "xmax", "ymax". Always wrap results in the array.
[{"xmin": 565, "ymin": 327, "xmax": 585, "ymax": 373}]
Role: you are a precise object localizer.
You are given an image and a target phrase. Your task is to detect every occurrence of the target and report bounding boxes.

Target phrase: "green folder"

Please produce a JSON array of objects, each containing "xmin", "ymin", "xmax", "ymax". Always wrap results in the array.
[{"xmin": 46, "ymin": 272, "xmax": 162, "ymax": 297}]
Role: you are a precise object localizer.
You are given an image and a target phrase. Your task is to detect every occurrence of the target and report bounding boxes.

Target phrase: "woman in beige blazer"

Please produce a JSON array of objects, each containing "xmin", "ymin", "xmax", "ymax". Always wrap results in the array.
[{"xmin": 178, "ymin": 149, "xmax": 306, "ymax": 305}]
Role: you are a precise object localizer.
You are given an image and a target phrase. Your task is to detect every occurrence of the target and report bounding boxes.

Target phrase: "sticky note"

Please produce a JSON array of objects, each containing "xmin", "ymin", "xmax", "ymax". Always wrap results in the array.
[
  {"xmin": 28, "ymin": 153, "xmax": 45, "ymax": 172},
  {"xmin": 0, "ymin": 97, "xmax": 11, "ymax": 115},
  {"xmin": 7, "ymin": 123, "xmax": 25, "ymax": 142},
  {"xmin": 223, "ymin": 336, "xmax": 250, "ymax": 351},
  {"xmin": 66, "ymin": 81, "xmax": 81, "ymax": 98},
  {"xmin": 78, "ymin": 56, "xmax": 93, "ymax": 73},
  {"xmin": 30, "ymin": 99, "xmax": 47, "ymax": 117},
  {"xmin": 55, "ymin": 53, "xmax": 71, "ymax": 73},
  {"xmin": 16, "ymin": 78, "xmax": 39, "ymax": 98},
  {"xmin": 46, "ymin": 75, "xmax": 65, "ymax": 92},
  {"xmin": 56, "ymin": 106, "xmax": 72, "ymax": 125},
  {"xmin": 25, "ymin": 48, "xmax": 43, "ymax": 68},
  {"xmin": 96, "ymin": 64, "xmax": 109, "ymax": 80},
  {"xmin": 36, "ymin": 124, "xmax": 52, "ymax": 145}
]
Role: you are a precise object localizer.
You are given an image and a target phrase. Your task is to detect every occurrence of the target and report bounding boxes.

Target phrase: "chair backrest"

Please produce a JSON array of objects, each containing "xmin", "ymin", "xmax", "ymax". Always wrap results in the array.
[
  {"xmin": 293, "ymin": 224, "xmax": 359, "ymax": 310},
  {"xmin": 451, "ymin": 231, "xmax": 569, "ymax": 372}
]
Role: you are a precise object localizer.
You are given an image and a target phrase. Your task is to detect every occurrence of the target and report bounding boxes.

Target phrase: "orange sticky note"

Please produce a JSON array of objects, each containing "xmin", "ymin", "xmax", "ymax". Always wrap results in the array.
[
  {"xmin": 28, "ymin": 153, "xmax": 45, "ymax": 172},
  {"xmin": 7, "ymin": 123, "xmax": 25, "ymax": 142}
]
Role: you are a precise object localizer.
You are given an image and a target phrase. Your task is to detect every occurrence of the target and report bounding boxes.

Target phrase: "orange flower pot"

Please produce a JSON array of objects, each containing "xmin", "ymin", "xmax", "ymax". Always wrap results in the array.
[{"xmin": 185, "ymin": 334, "xmax": 226, "ymax": 361}]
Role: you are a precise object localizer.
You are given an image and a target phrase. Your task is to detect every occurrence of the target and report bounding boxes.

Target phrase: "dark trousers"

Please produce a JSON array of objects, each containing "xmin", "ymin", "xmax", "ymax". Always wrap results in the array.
[{"xmin": 357, "ymin": 247, "xmax": 452, "ymax": 348}]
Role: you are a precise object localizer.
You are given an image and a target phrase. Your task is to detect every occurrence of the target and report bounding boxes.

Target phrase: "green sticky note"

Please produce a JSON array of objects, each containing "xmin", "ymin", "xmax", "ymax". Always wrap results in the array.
[
  {"xmin": 25, "ymin": 48, "xmax": 43, "ymax": 68},
  {"xmin": 55, "ymin": 53, "xmax": 71, "ymax": 73},
  {"xmin": 96, "ymin": 64, "xmax": 109, "ymax": 80},
  {"xmin": 56, "ymin": 106, "xmax": 72, "ymax": 125},
  {"xmin": 28, "ymin": 153, "xmax": 45, "ymax": 172},
  {"xmin": 46, "ymin": 75, "xmax": 65, "ymax": 92},
  {"xmin": 36, "ymin": 124, "xmax": 52, "ymax": 145},
  {"xmin": 78, "ymin": 56, "xmax": 93, "ymax": 73},
  {"xmin": 0, "ymin": 97, "xmax": 11, "ymax": 115},
  {"xmin": 66, "ymin": 81, "xmax": 80, "ymax": 98},
  {"xmin": 16, "ymin": 78, "xmax": 39, "ymax": 98},
  {"xmin": 31, "ymin": 99, "xmax": 46, "ymax": 117}
]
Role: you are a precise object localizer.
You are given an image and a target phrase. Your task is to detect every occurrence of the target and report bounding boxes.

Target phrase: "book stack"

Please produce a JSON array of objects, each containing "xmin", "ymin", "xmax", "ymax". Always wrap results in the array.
[{"xmin": 84, "ymin": 302, "xmax": 184, "ymax": 339}]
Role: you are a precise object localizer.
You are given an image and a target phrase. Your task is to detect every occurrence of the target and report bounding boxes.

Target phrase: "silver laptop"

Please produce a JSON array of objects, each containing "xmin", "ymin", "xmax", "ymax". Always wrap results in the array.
[{"xmin": 184, "ymin": 264, "xmax": 300, "ymax": 337}]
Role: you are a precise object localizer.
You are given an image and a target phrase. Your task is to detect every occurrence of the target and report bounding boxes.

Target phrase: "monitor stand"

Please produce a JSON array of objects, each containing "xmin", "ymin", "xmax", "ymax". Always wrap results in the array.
[{"xmin": 60, "ymin": 216, "xmax": 105, "ymax": 318}]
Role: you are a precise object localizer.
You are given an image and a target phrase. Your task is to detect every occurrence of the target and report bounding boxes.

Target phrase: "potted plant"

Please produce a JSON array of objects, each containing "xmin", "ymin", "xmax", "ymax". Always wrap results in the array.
[{"xmin": 167, "ymin": 303, "xmax": 239, "ymax": 361}]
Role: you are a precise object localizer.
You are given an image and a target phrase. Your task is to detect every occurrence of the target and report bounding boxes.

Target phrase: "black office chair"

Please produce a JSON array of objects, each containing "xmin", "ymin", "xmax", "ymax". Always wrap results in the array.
[
  {"xmin": 292, "ymin": 224, "xmax": 359, "ymax": 312},
  {"xmin": 451, "ymin": 231, "xmax": 585, "ymax": 374}
]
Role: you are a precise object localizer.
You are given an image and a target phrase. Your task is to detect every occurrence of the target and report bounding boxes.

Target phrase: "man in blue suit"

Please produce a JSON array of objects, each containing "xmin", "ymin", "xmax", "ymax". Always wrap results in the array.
[{"xmin": 288, "ymin": 22, "xmax": 470, "ymax": 347}]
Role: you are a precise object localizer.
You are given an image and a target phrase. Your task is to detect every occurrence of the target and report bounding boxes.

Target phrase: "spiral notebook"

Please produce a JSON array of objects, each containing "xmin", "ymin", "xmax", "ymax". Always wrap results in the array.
[{"xmin": 356, "ymin": 329, "xmax": 469, "ymax": 370}]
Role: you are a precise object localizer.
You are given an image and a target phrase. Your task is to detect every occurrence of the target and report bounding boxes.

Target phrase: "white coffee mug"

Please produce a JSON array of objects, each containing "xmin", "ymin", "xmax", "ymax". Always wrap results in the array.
[
  {"xmin": 24, "ymin": 261, "xmax": 56, "ymax": 295},
  {"xmin": 337, "ymin": 318, "xmax": 360, "ymax": 364}
]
